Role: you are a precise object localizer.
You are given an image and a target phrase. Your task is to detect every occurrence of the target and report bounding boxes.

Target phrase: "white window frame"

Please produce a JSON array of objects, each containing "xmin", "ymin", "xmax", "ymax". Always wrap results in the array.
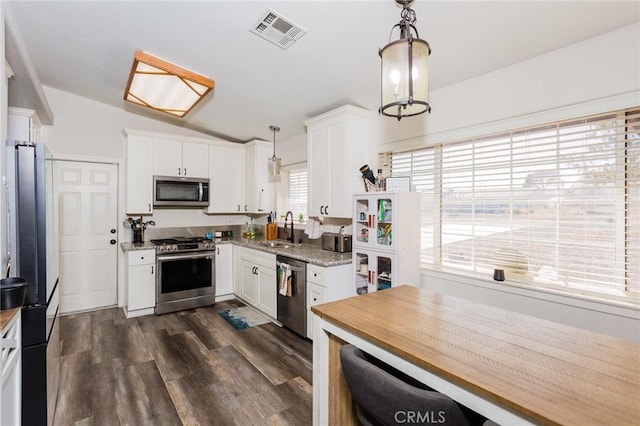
[{"xmin": 389, "ymin": 108, "xmax": 639, "ymax": 304}]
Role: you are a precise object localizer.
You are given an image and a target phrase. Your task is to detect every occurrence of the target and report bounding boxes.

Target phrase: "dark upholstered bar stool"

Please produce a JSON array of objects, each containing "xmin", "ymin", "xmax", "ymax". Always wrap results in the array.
[{"xmin": 340, "ymin": 344, "xmax": 488, "ymax": 426}]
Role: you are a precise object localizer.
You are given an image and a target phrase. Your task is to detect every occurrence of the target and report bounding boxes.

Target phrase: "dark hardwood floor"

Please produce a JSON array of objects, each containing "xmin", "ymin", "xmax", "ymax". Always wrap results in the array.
[{"xmin": 54, "ymin": 300, "xmax": 313, "ymax": 425}]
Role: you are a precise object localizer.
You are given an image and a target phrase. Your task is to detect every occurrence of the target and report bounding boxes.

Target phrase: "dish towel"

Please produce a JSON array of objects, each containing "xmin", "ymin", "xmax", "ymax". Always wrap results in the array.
[
  {"xmin": 279, "ymin": 263, "xmax": 292, "ymax": 297},
  {"xmin": 304, "ymin": 218, "xmax": 323, "ymax": 239}
]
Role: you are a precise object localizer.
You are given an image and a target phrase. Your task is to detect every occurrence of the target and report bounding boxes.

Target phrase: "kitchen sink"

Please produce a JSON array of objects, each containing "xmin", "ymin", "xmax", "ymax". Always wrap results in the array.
[{"xmin": 258, "ymin": 241, "xmax": 299, "ymax": 249}]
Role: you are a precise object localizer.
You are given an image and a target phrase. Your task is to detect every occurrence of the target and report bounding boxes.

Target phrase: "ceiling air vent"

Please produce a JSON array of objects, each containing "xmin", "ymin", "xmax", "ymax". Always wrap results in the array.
[{"xmin": 250, "ymin": 9, "xmax": 307, "ymax": 50}]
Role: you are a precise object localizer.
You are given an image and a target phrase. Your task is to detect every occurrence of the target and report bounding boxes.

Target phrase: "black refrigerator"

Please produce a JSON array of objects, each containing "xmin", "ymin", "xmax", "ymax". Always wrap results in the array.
[{"xmin": 6, "ymin": 140, "xmax": 60, "ymax": 426}]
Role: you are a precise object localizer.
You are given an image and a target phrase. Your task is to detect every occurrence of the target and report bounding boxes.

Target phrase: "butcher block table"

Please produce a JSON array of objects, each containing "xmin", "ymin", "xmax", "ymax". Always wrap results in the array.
[{"xmin": 310, "ymin": 285, "xmax": 640, "ymax": 426}]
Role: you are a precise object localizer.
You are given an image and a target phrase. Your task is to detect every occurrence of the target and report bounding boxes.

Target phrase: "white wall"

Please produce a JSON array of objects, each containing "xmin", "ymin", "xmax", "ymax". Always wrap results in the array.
[{"xmin": 1, "ymin": 2, "xmax": 7, "ymax": 274}]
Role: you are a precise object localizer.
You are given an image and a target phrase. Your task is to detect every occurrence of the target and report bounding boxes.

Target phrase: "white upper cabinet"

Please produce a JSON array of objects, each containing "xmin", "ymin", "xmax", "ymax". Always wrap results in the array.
[
  {"xmin": 153, "ymin": 139, "xmax": 209, "ymax": 178},
  {"xmin": 305, "ymin": 105, "xmax": 371, "ymax": 218},
  {"xmin": 125, "ymin": 135, "xmax": 154, "ymax": 215},
  {"xmin": 207, "ymin": 144, "xmax": 246, "ymax": 213},
  {"xmin": 244, "ymin": 139, "xmax": 275, "ymax": 214},
  {"xmin": 182, "ymin": 142, "xmax": 209, "ymax": 178},
  {"xmin": 8, "ymin": 107, "xmax": 41, "ymax": 142}
]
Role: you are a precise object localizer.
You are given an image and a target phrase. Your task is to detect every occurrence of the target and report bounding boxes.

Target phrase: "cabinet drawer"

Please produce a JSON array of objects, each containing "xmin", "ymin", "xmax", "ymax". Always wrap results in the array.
[
  {"xmin": 127, "ymin": 249, "xmax": 155, "ymax": 266},
  {"xmin": 307, "ymin": 282, "xmax": 326, "ymax": 307},
  {"xmin": 307, "ymin": 282, "xmax": 326, "ymax": 340},
  {"xmin": 307, "ymin": 264, "xmax": 326, "ymax": 285},
  {"xmin": 241, "ymin": 247, "xmax": 276, "ymax": 269}
]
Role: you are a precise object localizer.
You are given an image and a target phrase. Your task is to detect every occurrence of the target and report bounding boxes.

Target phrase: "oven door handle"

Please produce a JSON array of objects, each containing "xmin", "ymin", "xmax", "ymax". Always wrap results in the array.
[{"xmin": 157, "ymin": 251, "xmax": 215, "ymax": 262}]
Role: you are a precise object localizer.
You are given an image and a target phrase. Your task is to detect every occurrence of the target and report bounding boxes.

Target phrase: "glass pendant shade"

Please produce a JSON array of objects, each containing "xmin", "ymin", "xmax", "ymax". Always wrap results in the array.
[
  {"xmin": 379, "ymin": 0, "xmax": 431, "ymax": 120},
  {"xmin": 268, "ymin": 156, "xmax": 282, "ymax": 176}
]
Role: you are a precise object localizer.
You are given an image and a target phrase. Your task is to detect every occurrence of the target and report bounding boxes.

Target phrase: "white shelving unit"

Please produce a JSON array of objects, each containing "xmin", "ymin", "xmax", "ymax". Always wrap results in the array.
[{"xmin": 352, "ymin": 192, "xmax": 421, "ymax": 294}]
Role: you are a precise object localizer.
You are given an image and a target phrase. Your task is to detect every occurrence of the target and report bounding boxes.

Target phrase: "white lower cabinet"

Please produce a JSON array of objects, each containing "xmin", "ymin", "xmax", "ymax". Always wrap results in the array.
[
  {"xmin": 125, "ymin": 249, "xmax": 156, "ymax": 317},
  {"xmin": 306, "ymin": 263, "xmax": 352, "ymax": 340},
  {"xmin": 215, "ymin": 244, "xmax": 233, "ymax": 297},
  {"xmin": 239, "ymin": 248, "xmax": 276, "ymax": 318}
]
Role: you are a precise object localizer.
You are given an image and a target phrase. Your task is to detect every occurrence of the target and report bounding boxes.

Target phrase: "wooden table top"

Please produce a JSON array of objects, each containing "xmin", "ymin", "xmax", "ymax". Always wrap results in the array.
[
  {"xmin": 312, "ymin": 285, "xmax": 640, "ymax": 425},
  {"xmin": 0, "ymin": 307, "xmax": 20, "ymax": 332}
]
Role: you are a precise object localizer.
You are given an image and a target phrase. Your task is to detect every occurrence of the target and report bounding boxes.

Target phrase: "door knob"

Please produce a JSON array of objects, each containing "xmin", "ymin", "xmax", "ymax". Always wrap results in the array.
[{"xmin": 110, "ymin": 239, "xmax": 116, "ymax": 245}]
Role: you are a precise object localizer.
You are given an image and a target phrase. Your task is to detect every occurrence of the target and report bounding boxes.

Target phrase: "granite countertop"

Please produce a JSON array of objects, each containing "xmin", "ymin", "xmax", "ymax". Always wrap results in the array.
[
  {"xmin": 120, "ymin": 238, "xmax": 352, "ymax": 267},
  {"xmin": 231, "ymin": 238, "xmax": 352, "ymax": 267}
]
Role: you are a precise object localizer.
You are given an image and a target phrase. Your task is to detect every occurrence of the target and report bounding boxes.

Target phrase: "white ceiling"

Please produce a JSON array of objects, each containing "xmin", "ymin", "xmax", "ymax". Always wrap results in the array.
[{"xmin": 5, "ymin": 1, "xmax": 639, "ymax": 143}]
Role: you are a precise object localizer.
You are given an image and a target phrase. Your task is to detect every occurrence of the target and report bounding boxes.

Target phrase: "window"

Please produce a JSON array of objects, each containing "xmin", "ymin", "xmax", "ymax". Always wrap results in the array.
[
  {"xmin": 280, "ymin": 168, "xmax": 308, "ymax": 221},
  {"xmin": 390, "ymin": 108, "xmax": 640, "ymax": 299}
]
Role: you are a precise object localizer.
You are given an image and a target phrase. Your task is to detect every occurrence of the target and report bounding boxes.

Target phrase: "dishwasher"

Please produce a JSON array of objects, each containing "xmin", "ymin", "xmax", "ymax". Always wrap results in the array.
[{"xmin": 276, "ymin": 256, "xmax": 307, "ymax": 338}]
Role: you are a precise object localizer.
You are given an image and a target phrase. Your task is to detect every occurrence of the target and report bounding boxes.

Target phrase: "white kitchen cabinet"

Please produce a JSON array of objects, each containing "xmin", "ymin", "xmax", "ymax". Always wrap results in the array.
[
  {"xmin": 207, "ymin": 144, "xmax": 246, "ymax": 213},
  {"xmin": 125, "ymin": 249, "xmax": 156, "ymax": 317},
  {"xmin": 305, "ymin": 105, "xmax": 371, "ymax": 218},
  {"xmin": 239, "ymin": 247, "xmax": 277, "ymax": 318},
  {"xmin": 125, "ymin": 135, "xmax": 154, "ymax": 215},
  {"xmin": 352, "ymin": 192, "xmax": 420, "ymax": 295},
  {"xmin": 154, "ymin": 139, "xmax": 209, "ymax": 178},
  {"xmin": 215, "ymin": 244, "xmax": 234, "ymax": 297},
  {"xmin": 306, "ymin": 263, "xmax": 352, "ymax": 340},
  {"xmin": 232, "ymin": 245, "xmax": 241, "ymax": 295},
  {"xmin": 244, "ymin": 140, "xmax": 275, "ymax": 214},
  {"xmin": 1, "ymin": 309, "xmax": 21, "ymax": 426},
  {"xmin": 256, "ymin": 265, "xmax": 277, "ymax": 318},
  {"xmin": 8, "ymin": 107, "xmax": 41, "ymax": 142}
]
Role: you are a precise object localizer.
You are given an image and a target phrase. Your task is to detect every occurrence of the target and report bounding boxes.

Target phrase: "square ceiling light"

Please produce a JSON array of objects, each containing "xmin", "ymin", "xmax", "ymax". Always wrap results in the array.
[{"xmin": 124, "ymin": 50, "xmax": 215, "ymax": 118}]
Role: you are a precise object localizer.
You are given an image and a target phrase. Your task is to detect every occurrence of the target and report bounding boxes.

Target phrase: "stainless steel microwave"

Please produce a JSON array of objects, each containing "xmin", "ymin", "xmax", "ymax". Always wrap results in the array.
[{"xmin": 153, "ymin": 176, "xmax": 210, "ymax": 207}]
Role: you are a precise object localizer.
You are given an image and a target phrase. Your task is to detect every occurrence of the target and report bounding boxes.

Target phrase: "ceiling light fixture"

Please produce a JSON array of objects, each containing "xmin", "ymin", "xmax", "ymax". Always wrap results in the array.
[
  {"xmin": 124, "ymin": 50, "xmax": 215, "ymax": 118},
  {"xmin": 379, "ymin": 0, "xmax": 431, "ymax": 121},
  {"xmin": 268, "ymin": 125, "xmax": 281, "ymax": 176}
]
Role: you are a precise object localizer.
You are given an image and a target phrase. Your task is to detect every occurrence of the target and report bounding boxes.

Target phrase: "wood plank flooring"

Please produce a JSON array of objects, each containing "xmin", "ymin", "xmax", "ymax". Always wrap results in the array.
[{"xmin": 54, "ymin": 300, "xmax": 313, "ymax": 425}]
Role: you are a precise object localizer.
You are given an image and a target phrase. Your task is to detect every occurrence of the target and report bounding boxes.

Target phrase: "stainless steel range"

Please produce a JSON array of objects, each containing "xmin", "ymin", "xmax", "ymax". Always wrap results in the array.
[{"xmin": 150, "ymin": 237, "xmax": 216, "ymax": 314}]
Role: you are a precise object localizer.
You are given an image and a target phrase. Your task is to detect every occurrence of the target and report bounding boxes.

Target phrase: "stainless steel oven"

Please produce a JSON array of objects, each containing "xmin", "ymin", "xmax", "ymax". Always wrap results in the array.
[{"xmin": 152, "ymin": 237, "xmax": 216, "ymax": 314}]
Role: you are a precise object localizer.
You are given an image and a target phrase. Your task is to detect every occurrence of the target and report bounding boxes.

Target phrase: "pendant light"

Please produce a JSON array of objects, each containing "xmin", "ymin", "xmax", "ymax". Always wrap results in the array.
[
  {"xmin": 268, "ymin": 125, "xmax": 282, "ymax": 176},
  {"xmin": 379, "ymin": 0, "xmax": 431, "ymax": 121}
]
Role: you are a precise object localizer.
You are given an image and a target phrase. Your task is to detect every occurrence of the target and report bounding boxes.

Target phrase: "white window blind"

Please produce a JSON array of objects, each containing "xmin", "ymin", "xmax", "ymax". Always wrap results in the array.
[
  {"xmin": 282, "ymin": 168, "xmax": 308, "ymax": 220},
  {"xmin": 390, "ymin": 108, "xmax": 640, "ymax": 299}
]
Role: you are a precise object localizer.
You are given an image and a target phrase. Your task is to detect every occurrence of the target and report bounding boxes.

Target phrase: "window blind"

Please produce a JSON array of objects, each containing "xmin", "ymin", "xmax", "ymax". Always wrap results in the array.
[
  {"xmin": 283, "ymin": 169, "xmax": 308, "ymax": 220},
  {"xmin": 390, "ymin": 108, "xmax": 640, "ymax": 299}
]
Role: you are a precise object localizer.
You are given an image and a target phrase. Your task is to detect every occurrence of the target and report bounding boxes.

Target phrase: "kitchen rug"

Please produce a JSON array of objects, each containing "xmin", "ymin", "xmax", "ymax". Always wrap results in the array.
[{"xmin": 219, "ymin": 306, "xmax": 270, "ymax": 330}]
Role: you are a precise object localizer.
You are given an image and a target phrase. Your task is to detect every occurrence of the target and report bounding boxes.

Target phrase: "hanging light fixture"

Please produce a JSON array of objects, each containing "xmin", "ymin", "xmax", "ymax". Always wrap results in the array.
[
  {"xmin": 379, "ymin": 0, "xmax": 431, "ymax": 121},
  {"xmin": 268, "ymin": 125, "xmax": 282, "ymax": 176}
]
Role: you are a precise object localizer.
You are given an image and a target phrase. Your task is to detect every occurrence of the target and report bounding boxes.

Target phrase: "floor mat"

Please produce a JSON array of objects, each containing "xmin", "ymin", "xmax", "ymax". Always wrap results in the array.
[{"xmin": 219, "ymin": 306, "xmax": 271, "ymax": 330}]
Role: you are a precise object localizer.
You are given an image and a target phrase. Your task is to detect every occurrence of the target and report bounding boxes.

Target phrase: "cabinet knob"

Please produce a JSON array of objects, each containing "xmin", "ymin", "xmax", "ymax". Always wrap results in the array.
[
  {"xmin": 178, "ymin": 168, "xmax": 181, "ymax": 175},
  {"xmin": 313, "ymin": 297, "xmax": 317, "ymax": 302},
  {"xmin": 151, "ymin": 266, "xmax": 154, "ymax": 274},
  {"xmin": 148, "ymin": 204, "xmax": 151, "ymax": 212},
  {"xmin": 110, "ymin": 229, "xmax": 116, "ymax": 234},
  {"xmin": 184, "ymin": 168, "xmax": 187, "ymax": 175},
  {"xmin": 313, "ymin": 273, "xmax": 317, "ymax": 277},
  {"xmin": 110, "ymin": 239, "xmax": 116, "ymax": 245}
]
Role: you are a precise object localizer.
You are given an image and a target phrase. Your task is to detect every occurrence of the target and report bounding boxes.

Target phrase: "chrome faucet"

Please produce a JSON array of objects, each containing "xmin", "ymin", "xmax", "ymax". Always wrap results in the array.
[{"xmin": 284, "ymin": 211, "xmax": 295, "ymax": 243}]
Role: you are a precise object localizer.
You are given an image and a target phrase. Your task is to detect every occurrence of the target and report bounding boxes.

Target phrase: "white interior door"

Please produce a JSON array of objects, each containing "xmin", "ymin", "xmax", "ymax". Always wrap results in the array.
[{"xmin": 55, "ymin": 161, "xmax": 118, "ymax": 313}]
